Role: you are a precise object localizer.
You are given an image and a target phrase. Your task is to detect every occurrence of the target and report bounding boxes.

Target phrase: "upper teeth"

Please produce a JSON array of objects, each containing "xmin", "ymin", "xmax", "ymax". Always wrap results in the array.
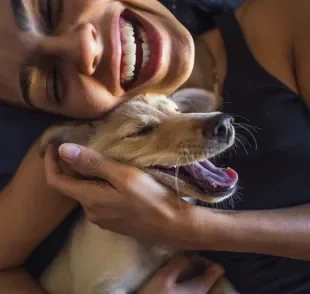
[{"xmin": 120, "ymin": 20, "xmax": 151, "ymax": 83}]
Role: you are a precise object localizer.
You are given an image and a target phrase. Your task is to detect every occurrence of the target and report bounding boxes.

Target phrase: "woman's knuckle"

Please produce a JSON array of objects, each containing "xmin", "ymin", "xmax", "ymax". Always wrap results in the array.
[
  {"xmin": 161, "ymin": 283, "xmax": 171, "ymax": 293},
  {"xmin": 93, "ymin": 181, "xmax": 106, "ymax": 194},
  {"xmin": 122, "ymin": 176, "xmax": 133, "ymax": 190},
  {"xmin": 122, "ymin": 172, "xmax": 141, "ymax": 190},
  {"xmin": 45, "ymin": 175, "xmax": 56, "ymax": 188},
  {"xmin": 85, "ymin": 154, "xmax": 102, "ymax": 172}
]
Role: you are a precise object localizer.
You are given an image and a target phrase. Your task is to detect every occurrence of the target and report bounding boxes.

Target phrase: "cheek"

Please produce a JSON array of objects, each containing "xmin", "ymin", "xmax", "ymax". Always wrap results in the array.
[
  {"xmin": 61, "ymin": 0, "xmax": 111, "ymax": 25},
  {"xmin": 64, "ymin": 75, "xmax": 126, "ymax": 118},
  {"xmin": 0, "ymin": 56, "xmax": 21, "ymax": 98},
  {"xmin": 102, "ymin": 140, "xmax": 142, "ymax": 161}
]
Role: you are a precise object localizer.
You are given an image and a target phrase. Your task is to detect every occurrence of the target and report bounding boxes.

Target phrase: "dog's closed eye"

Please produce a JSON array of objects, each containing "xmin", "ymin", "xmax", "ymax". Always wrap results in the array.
[{"xmin": 127, "ymin": 125, "xmax": 156, "ymax": 138}]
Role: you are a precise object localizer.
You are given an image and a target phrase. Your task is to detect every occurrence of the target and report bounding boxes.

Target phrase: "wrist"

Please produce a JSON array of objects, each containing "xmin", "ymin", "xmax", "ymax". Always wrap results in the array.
[{"xmin": 177, "ymin": 205, "xmax": 237, "ymax": 251}]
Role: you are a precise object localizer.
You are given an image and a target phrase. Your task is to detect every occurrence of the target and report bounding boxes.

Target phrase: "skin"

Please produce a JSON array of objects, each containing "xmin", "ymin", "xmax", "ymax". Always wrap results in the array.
[
  {"xmin": 0, "ymin": 0, "xmax": 194, "ymax": 117},
  {"xmin": 1, "ymin": 0, "xmax": 310, "ymax": 292}
]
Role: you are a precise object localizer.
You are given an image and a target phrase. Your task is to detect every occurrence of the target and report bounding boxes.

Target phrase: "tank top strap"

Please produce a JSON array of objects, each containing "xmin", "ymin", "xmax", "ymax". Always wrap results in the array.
[{"xmin": 215, "ymin": 11, "xmax": 297, "ymax": 101}]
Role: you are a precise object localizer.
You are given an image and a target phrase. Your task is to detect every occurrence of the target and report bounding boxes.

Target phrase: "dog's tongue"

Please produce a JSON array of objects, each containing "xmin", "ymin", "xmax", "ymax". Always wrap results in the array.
[{"xmin": 184, "ymin": 160, "xmax": 238, "ymax": 188}]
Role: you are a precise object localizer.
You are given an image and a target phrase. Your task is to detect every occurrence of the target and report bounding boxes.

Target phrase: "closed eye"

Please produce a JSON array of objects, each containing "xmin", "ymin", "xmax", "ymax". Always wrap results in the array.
[
  {"xmin": 37, "ymin": 0, "xmax": 64, "ymax": 34},
  {"xmin": 46, "ymin": 63, "xmax": 64, "ymax": 105},
  {"xmin": 127, "ymin": 125, "xmax": 156, "ymax": 137}
]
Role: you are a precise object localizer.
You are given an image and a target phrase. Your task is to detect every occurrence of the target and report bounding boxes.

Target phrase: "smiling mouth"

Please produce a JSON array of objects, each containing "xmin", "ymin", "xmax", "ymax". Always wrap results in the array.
[
  {"xmin": 119, "ymin": 10, "xmax": 161, "ymax": 91},
  {"xmin": 148, "ymin": 160, "xmax": 239, "ymax": 202}
]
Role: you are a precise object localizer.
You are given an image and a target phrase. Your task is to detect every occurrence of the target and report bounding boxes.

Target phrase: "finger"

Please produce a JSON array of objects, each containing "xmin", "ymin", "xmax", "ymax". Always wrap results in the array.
[
  {"xmin": 178, "ymin": 263, "xmax": 225, "ymax": 293},
  {"xmin": 58, "ymin": 143, "xmax": 143, "ymax": 187},
  {"xmin": 58, "ymin": 144, "xmax": 175, "ymax": 216},
  {"xmin": 45, "ymin": 149, "xmax": 117, "ymax": 205},
  {"xmin": 44, "ymin": 145, "xmax": 62, "ymax": 176},
  {"xmin": 153, "ymin": 254, "xmax": 191, "ymax": 283}
]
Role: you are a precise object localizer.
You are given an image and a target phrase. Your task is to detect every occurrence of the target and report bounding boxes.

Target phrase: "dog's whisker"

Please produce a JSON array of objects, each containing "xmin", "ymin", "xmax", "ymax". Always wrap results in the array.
[
  {"xmin": 228, "ymin": 113, "xmax": 250, "ymax": 123},
  {"xmin": 235, "ymin": 135, "xmax": 249, "ymax": 155},
  {"xmin": 235, "ymin": 122, "xmax": 261, "ymax": 132},
  {"xmin": 229, "ymin": 144, "xmax": 238, "ymax": 157},
  {"xmin": 234, "ymin": 123, "xmax": 258, "ymax": 150},
  {"xmin": 237, "ymin": 133, "xmax": 255, "ymax": 152}
]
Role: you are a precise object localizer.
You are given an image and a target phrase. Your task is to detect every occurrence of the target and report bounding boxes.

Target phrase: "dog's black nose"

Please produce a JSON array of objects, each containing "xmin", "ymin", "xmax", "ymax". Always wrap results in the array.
[{"xmin": 202, "ymin": 114, "xmax": 234, "ymax": 140}]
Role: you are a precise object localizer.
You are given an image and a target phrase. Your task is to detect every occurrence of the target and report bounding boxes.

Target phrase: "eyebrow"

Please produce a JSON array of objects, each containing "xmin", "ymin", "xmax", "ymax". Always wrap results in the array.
[
  {"xmin": 11, "ymin": 0, "xmax": 31, "ymax": 31},
  {"xmin": 19, "ymin": 65, "xmax": 35, "ymax": 107},
  {"xmin": 10, "ymin": 0, "xmax": 35, "ymax": 106}
]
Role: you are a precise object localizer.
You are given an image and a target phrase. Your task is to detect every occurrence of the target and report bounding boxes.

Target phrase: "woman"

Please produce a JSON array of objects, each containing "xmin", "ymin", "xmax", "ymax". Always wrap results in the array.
[
  {"xmin": 1, "ymin": 0, "xmax": 310, "ymax": 293},
  {"xmin": 0, "ymin": 0, "xmax": 231, "ymax": 292}
]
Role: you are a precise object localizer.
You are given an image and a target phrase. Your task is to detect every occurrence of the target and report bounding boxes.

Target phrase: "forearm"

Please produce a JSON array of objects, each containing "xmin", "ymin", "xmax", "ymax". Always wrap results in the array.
[
  {"xmin": 0, "ymin": 140, "xmax": 77, "ymax": 268},
  {"xmin": 0, "ymin": 268, "xmax": 47, "ymax": 294},
  {"xmin": 193, "ymin": 204, "xmax": 310, "ymax": 260}
]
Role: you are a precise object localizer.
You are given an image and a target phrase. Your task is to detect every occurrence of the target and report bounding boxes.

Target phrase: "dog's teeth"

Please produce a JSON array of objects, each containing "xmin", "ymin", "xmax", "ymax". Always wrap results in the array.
[{"xmin": 210, "ymin": 183, "xmax": 218, "ymax": 188}]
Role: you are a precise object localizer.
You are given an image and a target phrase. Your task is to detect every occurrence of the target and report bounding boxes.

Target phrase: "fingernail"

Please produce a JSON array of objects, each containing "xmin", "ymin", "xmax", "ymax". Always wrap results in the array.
[{"xmin": 59, "ymin": 144, "xmax": 81, "ymax": 162}]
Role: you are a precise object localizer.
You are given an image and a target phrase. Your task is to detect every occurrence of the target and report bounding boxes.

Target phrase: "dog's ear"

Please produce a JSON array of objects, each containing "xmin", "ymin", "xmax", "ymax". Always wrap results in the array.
[
  {"xmin": 39, "ymin": 122, "xmax": 96, "ymax": 157},
  {"xmin": 170, "ymin": 88, "xmax": 218, "ymax": 113}
]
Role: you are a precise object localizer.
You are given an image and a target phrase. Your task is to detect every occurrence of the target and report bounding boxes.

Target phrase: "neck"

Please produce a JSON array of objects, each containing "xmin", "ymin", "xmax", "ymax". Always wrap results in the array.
[{"xmin": 182, "ymin": 29, "xmax": 226, "ymax": 97}]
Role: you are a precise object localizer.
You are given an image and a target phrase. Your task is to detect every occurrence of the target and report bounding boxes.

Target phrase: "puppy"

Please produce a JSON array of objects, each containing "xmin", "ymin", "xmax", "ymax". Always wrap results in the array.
[{"xmin": 40, "ymin": 89, "xmax": 239, "ymax": 294}]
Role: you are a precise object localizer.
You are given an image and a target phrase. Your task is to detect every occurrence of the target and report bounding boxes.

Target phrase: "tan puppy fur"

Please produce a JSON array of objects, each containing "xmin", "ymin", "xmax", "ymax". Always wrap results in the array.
[{"xmin": 40, "ymin": 89, "xmax": 239, "ymax": 294}]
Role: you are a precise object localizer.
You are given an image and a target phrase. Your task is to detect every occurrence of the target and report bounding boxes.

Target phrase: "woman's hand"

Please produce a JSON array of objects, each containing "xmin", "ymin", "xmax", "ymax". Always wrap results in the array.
[
  {"xmin": 44, "ymin": 143, "xmax": 214, "ymax": 249},
  {"xmin": 138, "ymin": 255, "xmax": 224, "ymax": 294},
  {"xmin": 45, "ymin": 143, "xmax": 310, "ymax": 260}
]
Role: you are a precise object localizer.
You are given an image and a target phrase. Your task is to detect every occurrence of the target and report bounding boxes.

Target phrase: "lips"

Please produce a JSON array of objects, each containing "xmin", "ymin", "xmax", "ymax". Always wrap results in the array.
[{"xmin": 118, "ymin": 10, "xmax": 163, "ymax": 91}]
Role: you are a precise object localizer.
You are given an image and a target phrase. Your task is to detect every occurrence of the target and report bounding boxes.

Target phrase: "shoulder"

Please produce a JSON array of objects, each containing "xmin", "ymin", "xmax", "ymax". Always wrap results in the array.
[
  {"xmin": 234, "ymin": 0, "xmax": 304, "ymax": 95},
  {"xmin": 238, "ymin": 0, "xmax": 308, "ymax": 30},
  {"xmin": 237, "ymin": 0, "xmax": 310, "ymax": 107},
  {"xmin": 236, "ymin": 0, "xmax": 294, "ymax": 50}
]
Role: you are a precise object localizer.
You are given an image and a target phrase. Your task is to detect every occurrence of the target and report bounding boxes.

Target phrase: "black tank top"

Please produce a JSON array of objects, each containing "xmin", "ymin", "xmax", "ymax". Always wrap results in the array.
[
  {"xmin": 216, "ymin": 11, "xmax": 310, "ymax": 210},
  {"xmin": 201, "ymin": 11, "xmax": 310, "ymax": 294}
]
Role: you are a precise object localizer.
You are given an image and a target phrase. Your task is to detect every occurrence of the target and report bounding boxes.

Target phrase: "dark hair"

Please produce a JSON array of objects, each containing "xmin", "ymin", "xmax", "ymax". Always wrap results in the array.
[{"xmin": 160, "ymin": 0, "xmax": 244, "ymax": 36}]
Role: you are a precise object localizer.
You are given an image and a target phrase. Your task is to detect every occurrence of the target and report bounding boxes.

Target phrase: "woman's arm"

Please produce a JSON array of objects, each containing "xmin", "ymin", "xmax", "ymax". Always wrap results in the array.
[
  {"xmin": 45, "ymin": 143, "xmax": 310, "ymax": 260},
  {"xmin": 0, "ymin": 139, "xmax": 77, "ymax": 269},
  {"xmin": 191, "ymin": 204, "xmax": 310, "ymax": 260}
]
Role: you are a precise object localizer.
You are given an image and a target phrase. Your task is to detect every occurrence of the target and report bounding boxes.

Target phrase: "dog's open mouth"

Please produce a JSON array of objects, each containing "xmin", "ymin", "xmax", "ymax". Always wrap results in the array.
[{"xmin": 146, "ymin": 160, "xmax": 238, "ymax": 203}]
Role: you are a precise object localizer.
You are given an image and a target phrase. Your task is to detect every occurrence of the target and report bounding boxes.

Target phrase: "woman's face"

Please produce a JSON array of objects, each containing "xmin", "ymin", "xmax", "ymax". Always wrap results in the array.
[{"xmin": 0, "ymin": 0, "xmax": 194, "ymax": 118}]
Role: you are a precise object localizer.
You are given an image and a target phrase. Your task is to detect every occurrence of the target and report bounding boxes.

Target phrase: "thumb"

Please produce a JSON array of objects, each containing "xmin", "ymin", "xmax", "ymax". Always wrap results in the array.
[
  {"xmin": 58, "ymin": 143, "xmax": 119, "ymax": 184},
  {"xmin": 154, "ymin": 254, "xmax": 192, "ymax": 284},
  {"xmin": 178, "ymin": 263, "xmax": 225, "ymax": 294}
]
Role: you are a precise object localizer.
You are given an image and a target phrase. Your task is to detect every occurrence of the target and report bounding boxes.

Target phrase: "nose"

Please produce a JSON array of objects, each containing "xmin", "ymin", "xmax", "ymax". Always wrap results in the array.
[
  {"xmin": 202, "ymin": 114, "xmax": 234, "ymax": 140},
  {"xmin": 75, "ymin": 24, "xmax": 103, "ymax": 75},
  {"xmin": 40, "ymin": 23, "xmax": 103, "ymax": 75}
]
